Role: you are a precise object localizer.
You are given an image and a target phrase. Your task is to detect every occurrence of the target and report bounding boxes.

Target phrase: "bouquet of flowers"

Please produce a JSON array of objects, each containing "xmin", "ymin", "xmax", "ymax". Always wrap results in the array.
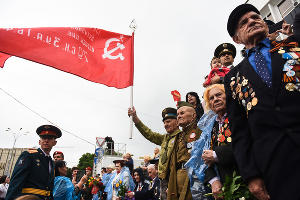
[
  {"xmin": 88, "ymin": 177, "xmax": 103, "ymax": 195},
  {"xmin": 115, "ymin": 180, "xmax": 130, "ymax": 199},
  {"xmin": 205, "ymin": 171, "xmax": 255, "ymax": 200}
]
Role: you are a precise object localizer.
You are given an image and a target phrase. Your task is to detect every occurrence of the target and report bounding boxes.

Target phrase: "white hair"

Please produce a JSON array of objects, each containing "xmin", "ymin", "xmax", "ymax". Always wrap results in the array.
[{"xmin": 147, "ymin": 164, "xmax": 155, "ymax": 170}]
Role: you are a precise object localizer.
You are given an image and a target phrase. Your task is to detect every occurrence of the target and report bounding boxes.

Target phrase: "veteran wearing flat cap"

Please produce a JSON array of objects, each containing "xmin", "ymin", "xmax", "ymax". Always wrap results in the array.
[
  {"xmin": 224, "ymin": 3, "xmax": 300, "ymax": 200},
  {"xmin": 128, "ymin": 106, "xmax": 180, "ymax": 200},
  {"xmin": 6, "ymin": 125, "xmax": 62, "ymax": 200}
]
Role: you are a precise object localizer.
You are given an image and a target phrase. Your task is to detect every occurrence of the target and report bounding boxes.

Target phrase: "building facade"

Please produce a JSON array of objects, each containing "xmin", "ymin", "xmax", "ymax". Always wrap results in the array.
[
  {"xmin": 246, "ymin": 0, "xmax": 300, "ymax": 24},
  {"xmin": 0, "ymin": 148, "xmax": 29, "ymax": 176}
]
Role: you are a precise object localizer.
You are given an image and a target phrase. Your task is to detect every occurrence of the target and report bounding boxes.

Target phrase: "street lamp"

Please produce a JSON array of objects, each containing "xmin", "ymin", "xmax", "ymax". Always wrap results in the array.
[{"xmin": 4, "ymin": 128, "xmax": 28, "ymax": 176}]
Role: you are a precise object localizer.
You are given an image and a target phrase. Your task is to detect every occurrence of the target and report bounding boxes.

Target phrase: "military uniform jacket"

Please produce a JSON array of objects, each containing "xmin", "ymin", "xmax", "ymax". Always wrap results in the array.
[
  {"xmin": 167, "ymin": 124, "xmax": 201, "ymax": 200},
  {"xmin": 135, "ymin": 121, "xmax": 181, "ymax": 180},
  {"xmin": 5, "ymin": 148, "xmax": 55, "ymax": 200},
  {"xmin": 224, "ymin": 27, "xmax": 300, "ymax": 199},
  {"xmin": 204, "ymin": 120, "xmax": 237, "ymax": 184}
]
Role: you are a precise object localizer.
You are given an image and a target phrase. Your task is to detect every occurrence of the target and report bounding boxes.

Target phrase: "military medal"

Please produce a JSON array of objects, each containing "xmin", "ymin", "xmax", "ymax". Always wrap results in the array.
[
  {"xmin": 286, "ymin": 70, "xmax": 296, "ymax": 77},
  {"xmin": 224, "ymin": 129, "xmax": 231, "ymax": 137},
  {"xmin": 247, "ymin": 102, "xmax": 252, "ymax": 110},
  {"xmin": 236, "ymin": 84, "xmax": 241, "ymax": 93},
  {"xmin": 242, "ymin": 99, "xmax": 246, "ymax": 107},
  {"xmin": 189, "ymin": 132, "xmax": 196, "ymax": 139},
  {"xmin": 230, "ymin": 81, "xmax": 235, "ymax": 87},
  {"xmin": 217, "ymin": 134, "xmax": 225, "ymax": 143},
  {"xmin": 239, "ymin": 92, "xmax": 243, "ymax": 100},
  {"xmin": 290, "ymin": 47, "xmax": 300, "ymax": 52},
  {"xmin": 232, "ymin": 92, "xmax": 236, "ymax": 99},
  {"xmin": 227, "ymin": 137, "xmax": 232, "ymax": 143},
  {"xmin": 242, "ymin": 79, "xmax": 248, "ymax": 86},
  {"xmin": 285, "ymin": 83, "xmax": 295, "ymax": 91},
  {"xmin": 251, "ymin": 97, "xmax": 258, "ymax": 106}
]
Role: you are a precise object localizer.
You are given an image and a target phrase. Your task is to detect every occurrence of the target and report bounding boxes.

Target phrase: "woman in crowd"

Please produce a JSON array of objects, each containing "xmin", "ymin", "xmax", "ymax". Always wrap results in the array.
[
  {"xmin": 53, "ymin": 160, "xmax": 88, "ymax": 200},
  {"xmin": 127, "ymin": 168, "xmax": 150, "ymax": 200},
  {"xmin": 186, "ymin": 92, "xmax": 204, "ymax": 122},
  {"xmin": 104, "ymin": 160, "xmax": 135, "ymax": 200},
  {"xmin": 0, "ymin": 175, "xmax": 9, "ymax": 200}
]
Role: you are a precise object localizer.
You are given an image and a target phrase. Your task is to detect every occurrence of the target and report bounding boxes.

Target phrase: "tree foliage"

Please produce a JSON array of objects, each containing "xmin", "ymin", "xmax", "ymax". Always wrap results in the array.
[{"xmin": 77, "ymin": 152, "xmax": 95, "ymax": 170}]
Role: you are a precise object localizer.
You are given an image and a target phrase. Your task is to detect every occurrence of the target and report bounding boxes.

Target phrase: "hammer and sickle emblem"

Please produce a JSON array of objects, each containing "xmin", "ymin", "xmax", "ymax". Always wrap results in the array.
[{"xmin": 102, "ymin": 38, "xmax": 125, "ymax": 60}]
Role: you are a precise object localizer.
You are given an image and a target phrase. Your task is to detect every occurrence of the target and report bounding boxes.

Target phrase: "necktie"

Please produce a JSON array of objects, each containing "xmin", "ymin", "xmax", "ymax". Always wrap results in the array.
[
  {"xmin": 46, "ymin": 156, "xmax": 52, "ymax": 174},
  {"xmin": 253, "ymin": 46, "xmax": 272, "ymax": 87}
]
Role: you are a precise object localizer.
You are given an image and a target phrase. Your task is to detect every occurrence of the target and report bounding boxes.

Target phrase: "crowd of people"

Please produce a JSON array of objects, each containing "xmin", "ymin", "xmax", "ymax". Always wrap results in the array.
[{"xmin": 2, "ymin": 3, "xmax": 300, "ymax": 200}]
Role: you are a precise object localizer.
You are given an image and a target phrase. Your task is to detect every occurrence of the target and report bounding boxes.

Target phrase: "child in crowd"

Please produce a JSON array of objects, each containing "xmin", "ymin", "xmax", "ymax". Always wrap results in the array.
[{"xmin": 203, "ymin": 57, "xmax": 230, "ymax": 87}]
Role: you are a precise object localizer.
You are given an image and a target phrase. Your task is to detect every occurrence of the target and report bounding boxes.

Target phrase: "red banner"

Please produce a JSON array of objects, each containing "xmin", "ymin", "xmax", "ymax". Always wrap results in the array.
[{"xmin": 0, "ymin": 27, "xmax": 134, "ymax": 88}]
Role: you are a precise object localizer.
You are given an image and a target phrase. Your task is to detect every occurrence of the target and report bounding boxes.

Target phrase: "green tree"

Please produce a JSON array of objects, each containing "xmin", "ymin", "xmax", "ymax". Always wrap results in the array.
[{"xmin": 77, "ymin": 152, "xmax": 95, "ymax": 170}]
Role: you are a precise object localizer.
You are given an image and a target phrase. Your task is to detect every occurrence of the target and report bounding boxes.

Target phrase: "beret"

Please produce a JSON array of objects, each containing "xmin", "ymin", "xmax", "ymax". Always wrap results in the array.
[{"xmin": 227, "ymin": 4, "xmax": 260, "ymax": 37}]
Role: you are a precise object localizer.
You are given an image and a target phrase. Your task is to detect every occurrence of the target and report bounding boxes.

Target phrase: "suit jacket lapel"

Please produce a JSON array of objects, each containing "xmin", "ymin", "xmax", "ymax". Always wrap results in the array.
[
  {"xmin": 240, "ymin": 58, "xmax": 273, "ymax": 95},
  {"xmin": 271, "ymin": 43, "xmax": 285, "ymax": 95}
]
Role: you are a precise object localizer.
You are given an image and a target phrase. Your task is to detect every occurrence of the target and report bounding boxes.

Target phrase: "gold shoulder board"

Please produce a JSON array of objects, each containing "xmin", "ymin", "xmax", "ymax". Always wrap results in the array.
[{"xmin": 27, "ymin": 148, "xmax": 38, "ymax": 154}]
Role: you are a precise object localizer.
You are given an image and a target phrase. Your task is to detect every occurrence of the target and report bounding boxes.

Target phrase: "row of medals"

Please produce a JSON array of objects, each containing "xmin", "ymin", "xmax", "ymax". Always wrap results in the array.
[
  {"xmin": 217, "ymin": 118, "xmax": 232, "ymax": 145},
  {"xmin": 230, "ymin": 72, "xmax": 258, "ymax": 112},
  {"xmin": 278, "ymin": 47, "xmax": 300, "ymax": 92}
]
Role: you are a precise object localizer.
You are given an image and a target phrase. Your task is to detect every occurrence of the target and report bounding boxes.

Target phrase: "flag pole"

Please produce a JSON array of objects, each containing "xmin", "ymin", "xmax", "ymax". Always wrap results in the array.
[
  {"xmin": 129, "ymin": 19, "xmax": 137, "ymax": 139},
  {"xmin": 129, "ymin": 86, "xmax": 133, "ymax": 139}
]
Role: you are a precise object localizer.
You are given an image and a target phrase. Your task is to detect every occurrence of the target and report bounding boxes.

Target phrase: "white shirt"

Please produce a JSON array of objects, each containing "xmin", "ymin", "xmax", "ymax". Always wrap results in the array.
[{"xmin": 0, "ymin": 183, "xmax": 9, "ymax": 198}]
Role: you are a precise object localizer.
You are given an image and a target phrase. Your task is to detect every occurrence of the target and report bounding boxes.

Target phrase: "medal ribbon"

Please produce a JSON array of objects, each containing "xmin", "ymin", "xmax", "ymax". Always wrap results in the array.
[{"xmin": 269, "ymin": 40, "xmax": 298, "ymax": 53}]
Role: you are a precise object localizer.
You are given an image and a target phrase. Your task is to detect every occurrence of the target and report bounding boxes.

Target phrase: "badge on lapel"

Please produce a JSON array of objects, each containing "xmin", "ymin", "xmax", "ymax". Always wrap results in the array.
[{"xmin": 230, "ymin": 72, "xmax": 258, "ymax": 116}]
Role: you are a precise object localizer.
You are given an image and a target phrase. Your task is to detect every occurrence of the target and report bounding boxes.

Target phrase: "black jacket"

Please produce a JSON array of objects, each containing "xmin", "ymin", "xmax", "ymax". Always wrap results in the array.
[
  {"xmin": 224, "ymin": 17, "xmax": 300, "ymax": 199},
  {"xmin": 5, "ymin": 148, "xmax": 54, "ymax": 200},
  {"xmin": 204, "ymin": 121, "xmax": 237, "ymax": 184},
  {"xmin": 135, "ymin": 177, "xmax": 160, "ymax": 200}
]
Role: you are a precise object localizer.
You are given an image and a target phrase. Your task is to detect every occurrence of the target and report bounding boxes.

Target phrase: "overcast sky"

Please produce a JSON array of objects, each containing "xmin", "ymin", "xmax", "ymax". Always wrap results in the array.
[{"xmin": 0, "ymin": 0, "xmax": 246, "ymax": 168}]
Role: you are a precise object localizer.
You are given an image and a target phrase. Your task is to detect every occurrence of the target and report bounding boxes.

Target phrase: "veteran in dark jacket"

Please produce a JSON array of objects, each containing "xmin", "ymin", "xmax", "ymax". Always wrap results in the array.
[
  {"xmin": 224, "ymin": 4, "xmax": 300, "ymax": 200},
  {"xmin": 201, "ymin": 84, "xmax": 238, "ymax": 199},
  {"xmin": 5, "ymin": 125, "xmax": 62, "ymax": 200}
]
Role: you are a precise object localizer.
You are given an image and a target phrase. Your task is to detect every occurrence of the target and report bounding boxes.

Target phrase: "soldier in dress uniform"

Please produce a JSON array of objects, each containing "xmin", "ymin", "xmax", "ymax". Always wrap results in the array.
[
  {"xmin": 214, "ymin": 43, "xmax": 236, "ymax": 69},
  {"xmin": 5, "ymin": 125, "xmax": 62, "ymax": 200}
]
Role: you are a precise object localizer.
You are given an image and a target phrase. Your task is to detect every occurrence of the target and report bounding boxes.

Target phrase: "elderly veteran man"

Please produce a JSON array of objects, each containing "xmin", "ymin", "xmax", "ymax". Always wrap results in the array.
[
  {"xmin": 128, "ymin": 106, "xmax": 180, "ymax": 200},
  {"xmin": 200, "ymin": 84, "xmax": 238, "ymax": 199},
  {"xmin": 224, "ymin": 4, "xmax": 300, "ymax": 200},
  {"xmin": 166, "ymin": 101, "xmax": 202, "ymax": 200},
  {"xmin": 6, "ymin": 125, "xmax": 62, "ymax": 200}
]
